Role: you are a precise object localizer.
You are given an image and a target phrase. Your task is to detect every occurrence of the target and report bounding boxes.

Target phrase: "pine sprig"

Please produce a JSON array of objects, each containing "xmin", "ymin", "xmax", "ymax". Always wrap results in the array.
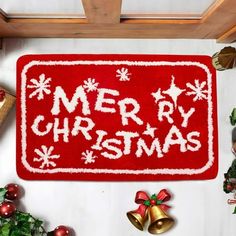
[
  {"xmin": 0, "ymin": 211, "xmax": 47, "ymax": 236},
  {"xmin": 0, "ymin": 183, "xmax": 70, "ymax": 236}
]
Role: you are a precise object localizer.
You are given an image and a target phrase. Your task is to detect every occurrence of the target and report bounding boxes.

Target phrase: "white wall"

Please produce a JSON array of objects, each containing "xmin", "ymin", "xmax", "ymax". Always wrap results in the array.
[{"xmin": 0, "ymin": 38, "xmax": 235, "ymax": 236}]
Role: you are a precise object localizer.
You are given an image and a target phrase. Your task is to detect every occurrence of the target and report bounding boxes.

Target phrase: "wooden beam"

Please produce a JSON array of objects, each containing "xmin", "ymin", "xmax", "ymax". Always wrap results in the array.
[
  {"xmin": 0, "ymin": 9, "xmax": 16, "ymax": 36},
  {"xmin": 0, "ymin": 18, "xmax": 219, "ymax": 39},
  {"xmin": 81, "ymin": 0, "xmax": 122, "ymax": 24},
  {"xmin": 201, "ymin": 0, "xmax": 225, "ymax": 22},
  {"xmin": 217, "ymin": 24, "xmax": 236, "ymax": 43},
  {"xmin": 199, "ymin": 0, "xmax": 236, "ymax": 39},
  {"xmin": 0, "ymin": 0, "xmax": 235, "ymax": 41},
  {"xmin": 0, "ymin": 18, "xmax": 200, "ymax": 38}
]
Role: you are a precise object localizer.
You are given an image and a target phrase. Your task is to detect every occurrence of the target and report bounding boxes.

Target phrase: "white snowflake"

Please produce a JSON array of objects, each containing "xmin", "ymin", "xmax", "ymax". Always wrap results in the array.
[
  {"xmin": 33, "ymin": 145, "xmax": 60, "ymax": 169},
  {"xmin": 116, "ymin": 68, "xmax": 131, "ymax": 81},
  {"xmin": 81, "ymin": 150, "xmax": 97, "ymax": 164},
  {"xmin": 83, "ymin": 78, "xmax": 99, "ymax": 92},
  {"xmin": 186, "ymin": 80, "xmax": 208, "ymax": 102},
  {"xmin": 27, "ymin": 73, "xmax": 51, "ymax": 100}
]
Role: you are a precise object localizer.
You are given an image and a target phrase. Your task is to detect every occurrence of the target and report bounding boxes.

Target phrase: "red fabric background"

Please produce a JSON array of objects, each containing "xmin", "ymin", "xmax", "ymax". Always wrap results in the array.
[{"xmin": 16, "ymin": 54, "xmax": 218, "ymax": 181}]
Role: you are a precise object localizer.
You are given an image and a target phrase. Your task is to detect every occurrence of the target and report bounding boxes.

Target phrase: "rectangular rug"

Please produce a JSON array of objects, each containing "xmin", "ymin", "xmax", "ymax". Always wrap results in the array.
[{"xmin": 17, "ymin": 54, "xmax": 218, "ymax": 180}]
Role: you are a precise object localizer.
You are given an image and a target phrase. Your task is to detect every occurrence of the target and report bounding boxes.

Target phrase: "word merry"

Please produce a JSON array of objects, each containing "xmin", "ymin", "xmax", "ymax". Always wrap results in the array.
[{"xmin": 50, "ymin": 86, "xmax": 195, "ymax": 127}]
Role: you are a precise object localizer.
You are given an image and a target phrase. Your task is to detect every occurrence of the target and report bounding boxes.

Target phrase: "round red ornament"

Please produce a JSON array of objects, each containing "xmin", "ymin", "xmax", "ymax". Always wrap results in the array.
[
  {"xmin": 54, "ymin": 225, "xmax": 70, "ymax": 236},
  {"xmin": 5, "ymin": 183, "xmax": 20, "ymax": 200},
  {"xmin": 226, "ymin": 184, "xmax": 233, "ymax": 191},
  {"xmin": 0, "ymin": 201, "xmax": 16, "ymax": 218},
  {"xmin": 0, "ymin": 89, "xmax": 5, "ymax": 102}
]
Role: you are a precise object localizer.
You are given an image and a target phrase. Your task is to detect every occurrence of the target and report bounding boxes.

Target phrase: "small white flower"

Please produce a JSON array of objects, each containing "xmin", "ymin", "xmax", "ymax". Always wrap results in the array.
[
  {"xmin": 83, "ymin": 78, "xmax": 99, "ymax": 92},
  {"xmin": 81, "ymin": 150, "xmax": 97, "ymax": 164},
  {"xmin": 33, "ymin": 145, "xmax": 60, "ymax": 169},
  {"xmin": 186, "ymin": 79, "xmax": 208, "ymax": 102},
  {"xmin": 27, "ymin": 73, "xmax": 51, "ymax": 100},
  {"xmin": 116, "ymin": 68, "xmax": 131, "ymax": 81}
]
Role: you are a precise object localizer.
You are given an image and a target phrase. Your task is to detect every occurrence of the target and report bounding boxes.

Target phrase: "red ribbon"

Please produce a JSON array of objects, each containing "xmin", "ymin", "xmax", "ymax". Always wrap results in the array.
[{"xmin": 135, "ymin": 189, "xmax": 171, "ymax": 213}]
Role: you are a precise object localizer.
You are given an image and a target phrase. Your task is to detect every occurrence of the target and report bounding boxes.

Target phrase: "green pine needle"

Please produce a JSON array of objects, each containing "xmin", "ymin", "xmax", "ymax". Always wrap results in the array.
[
  {"xmin": 233, "ymin": 206, "xmax": 236, "ymax": 214},
  {"xmin": 0, "ymin": 211, "xmax": 47, "ymax": 236}
]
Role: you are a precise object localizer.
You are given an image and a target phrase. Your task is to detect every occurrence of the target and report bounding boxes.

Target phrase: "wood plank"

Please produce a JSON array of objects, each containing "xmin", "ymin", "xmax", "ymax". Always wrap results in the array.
[
  {"xmin": 81, "ymin": 0, "xmax": 122, "ymax": 23},
  {"xmin": 0, "ymin": 0, "xmax": 235, "ymax": 41},
  {"xmin": 0, "ymin": 17, "xmax": 200, "ymax": 38},
  {"xmin": 0, "ymin": 9, "xmax": 7, "ymax": 23},
  {"xmin": 217, "ymin": 25, "xmax": 236, "ymax": 43},
  {"xmin": 0, "ymin": 21, "xmax": 201, "ymax": 38},
  {"xmin": 0, "ymin": 9, "xmax": 17, "ymax": 36},
  {"xmin": 201, "ymin": 0, "xmax": 225, "ymax": 22},
  {"xmin": 198, "ymin": 0, "xmax": 236, "ymax": 39}
]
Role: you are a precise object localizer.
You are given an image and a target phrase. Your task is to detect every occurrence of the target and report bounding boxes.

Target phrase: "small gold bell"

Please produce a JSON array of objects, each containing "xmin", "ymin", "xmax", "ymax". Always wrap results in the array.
[
  {"xmin": 127, "ymin": 205, "xmax": 148, "ymax": 231},
  {"xmin": 148, "ymin": 205, "xmax": 175, "ymax": 234}
]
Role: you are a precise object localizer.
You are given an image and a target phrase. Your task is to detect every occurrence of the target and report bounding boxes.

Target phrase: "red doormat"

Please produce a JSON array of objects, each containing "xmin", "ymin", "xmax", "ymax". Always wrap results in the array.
[{"xmin": 17, "ymin": 54, "xmax": 218, "ymax": 181}]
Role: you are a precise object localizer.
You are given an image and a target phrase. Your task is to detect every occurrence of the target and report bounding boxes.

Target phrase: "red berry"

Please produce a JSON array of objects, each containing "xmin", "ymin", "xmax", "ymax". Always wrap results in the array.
[
  {"xmin": 226, "ymin": 184, "xmax": 233, "ymax": 191},
  {"xmin": 54, "ymin": 225, "xmax": 70, "ymax": 236},
  {"xmin": 0, "ymin": 201, "xmax": 16, "ymax": 218},
  {"xmin": 0, "ymin": 90, "xmax": 5, "ymax": 102},
  {"xmin": 5, "ymin": 183, "xmax": 20, "ymax": 200},
  {"xmin": 150, "ymin": 199, "xmax": 156, "ymax": 205}
]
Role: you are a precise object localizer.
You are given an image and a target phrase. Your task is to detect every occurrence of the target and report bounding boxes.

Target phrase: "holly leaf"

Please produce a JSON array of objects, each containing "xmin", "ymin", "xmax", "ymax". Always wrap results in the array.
[
  {"xmin": 156, "ymin": 200, "xmax": 163, "ymax": 205},
  {"xmin": 0, "ymin": 223, "xmax": 11, "ymax": 236},
  {"xmin": 233, "ymin": 206, "xmax": 236, "ymax": 214},
  {"xmin": 230, "ymin": 109, "xmax": 236, "ymax": 126},
  {"xmin": 11, "ymin": 221, "xmax": 32, "ymax": 236},
  {"xmin": 151, "ymin": 194, "xmax": 157, "ymax": 200},
  {"xmin": 34, "ymin": 219, "xmax": 43, "ymax": 228},
  {"xmin": 0, "ymin": 217, "xmax": 11, "ymax": 226},
  {"xmin": 0, "ymin": 188, "xmax": 7, "ymax": 197},
  {"xmin": 0, "ymin": 188, "xmax": 7, "ymax": 203},
  {"xmin": 15, "ymin": 211, "xmax": 31, "ymax": 222},
  {"xmin": 144, "ymin": 200, "xmax": 150, "ymax": 206}
]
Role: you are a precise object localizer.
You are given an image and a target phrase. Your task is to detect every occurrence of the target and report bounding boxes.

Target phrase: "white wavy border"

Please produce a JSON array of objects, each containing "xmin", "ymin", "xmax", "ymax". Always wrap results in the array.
[{"xmin": 21, "ymin": 59, "xmax": 214, "ymax": 175}]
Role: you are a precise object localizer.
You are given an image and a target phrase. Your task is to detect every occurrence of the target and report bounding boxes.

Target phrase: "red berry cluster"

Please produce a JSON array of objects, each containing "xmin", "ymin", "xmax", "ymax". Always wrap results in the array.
[
  {"xmin": 0, "ymin": 183, "xmax": 19, "ymax": 218},
  {"xmin": 0, "ymin": 89, "xmax": 6, "ymax": 102},
  {"xmin": 0, "ymin": 183, "xmax": 70, "ymax": 236}
]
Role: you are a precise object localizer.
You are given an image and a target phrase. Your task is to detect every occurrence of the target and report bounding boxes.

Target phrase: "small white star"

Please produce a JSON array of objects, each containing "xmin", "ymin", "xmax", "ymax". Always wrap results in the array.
[
  {"xmin": 151, "ymin": 88, "xmax": 165, "ymax": 103},
  {"xmin": 163, "ymin": 76, "xmax": 185, "ymax": 107},
  {"xmin": 143, "ymin": 123, "xmax": 157, "ymax": 138}
]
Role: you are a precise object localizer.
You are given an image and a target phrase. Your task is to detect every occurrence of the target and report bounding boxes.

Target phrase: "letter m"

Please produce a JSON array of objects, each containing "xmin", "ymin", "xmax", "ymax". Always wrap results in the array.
[{"xmin": 51, "ymin": 86, "xmax": 90, "ymax": 115}]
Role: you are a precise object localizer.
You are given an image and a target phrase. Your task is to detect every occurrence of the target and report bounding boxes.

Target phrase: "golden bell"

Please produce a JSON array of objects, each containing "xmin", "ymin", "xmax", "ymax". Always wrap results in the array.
[
  {"xmin": 127, "ymin": 204, "xmax": 148, "ymax": 231},
  {"xmin": 148, "ymin": 205, "xmax": 174, "ymax": 234}
]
